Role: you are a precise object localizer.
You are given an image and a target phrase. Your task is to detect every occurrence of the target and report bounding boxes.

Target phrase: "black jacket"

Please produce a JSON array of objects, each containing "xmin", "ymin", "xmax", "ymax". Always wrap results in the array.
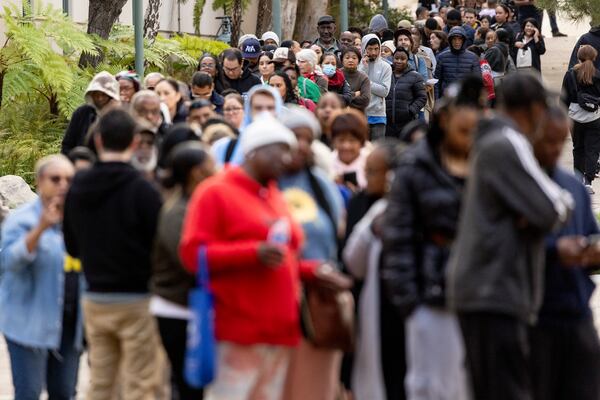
[
  {"xmin": 219, "ymin": 68, "xmax": 261, "ymax": 96},
  {"xmin": 434, "ymin": 27, "xmax": 481, "ymax": 98},
  {"xmin": 152, "ymin": 192, "xmax": 195, "ymax": 306},
  {"xmin": 512, "ymin": 33, "xmax": 546, "ymax": 72},
  {"xmin": 61, "ymin": 105, "xmax": 97, "ymax": 155},
  {"xmin": 381, "ymin": 139, "xmax": 464, "ymax": 316},
  {"xmin": 385, "ymin": 66, "xmax": 427, "ymax": 138},
  {"xmin": 569, "ymin": 28, "xmax": 600, "ymax": 70},
  {"xmin": 561, "ymin": 69, "xmax": 600, "ymax": 108},
  {"xmin": 63, "ymin": 162, "xmax": 162, "ymax": 294}
]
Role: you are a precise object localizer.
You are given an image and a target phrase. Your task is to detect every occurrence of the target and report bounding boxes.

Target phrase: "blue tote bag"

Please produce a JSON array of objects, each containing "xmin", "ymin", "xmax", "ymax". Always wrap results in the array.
[{"xmin": 184, "ymin": 246, "xmax": 216, "ymax": 388}]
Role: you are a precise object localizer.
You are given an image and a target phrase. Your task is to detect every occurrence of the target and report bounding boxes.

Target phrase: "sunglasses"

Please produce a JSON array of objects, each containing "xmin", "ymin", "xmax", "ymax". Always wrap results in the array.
[{"xmin": 47, "ymin": 175, "xmax": 72, "ymax": 185}]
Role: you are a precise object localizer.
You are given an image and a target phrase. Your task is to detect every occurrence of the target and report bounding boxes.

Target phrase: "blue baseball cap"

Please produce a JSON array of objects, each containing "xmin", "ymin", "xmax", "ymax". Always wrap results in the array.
[{"xmin": 242, "ymin": 38, "xmax": 261, "ymax": 59}]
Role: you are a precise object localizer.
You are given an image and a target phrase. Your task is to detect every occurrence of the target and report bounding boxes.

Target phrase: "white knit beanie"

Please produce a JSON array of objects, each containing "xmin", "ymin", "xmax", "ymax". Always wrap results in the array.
[
  {"xmin": 261, "ymin": 31, "xmax": 280, "ymax": 46},
  {"xmin": 281, "ymin": 106, "xmax": 322, "ymax": 139},
  {"xmin": 241, "ymin": 114, "xmax": 298, "ymax": 156},
  {"xmin": 296, "ymin": 49, "xmax": 319, "ymax": 68}
]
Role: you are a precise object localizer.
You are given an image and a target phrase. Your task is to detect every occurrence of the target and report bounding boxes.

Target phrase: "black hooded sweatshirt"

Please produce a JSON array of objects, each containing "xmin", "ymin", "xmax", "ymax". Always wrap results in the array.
[{"xmin": 63, "ymin": 162, "xmax": 162, "ymax": 294}]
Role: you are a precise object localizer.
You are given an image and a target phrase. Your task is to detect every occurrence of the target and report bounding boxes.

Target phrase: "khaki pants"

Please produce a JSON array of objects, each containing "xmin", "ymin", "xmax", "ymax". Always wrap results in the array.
[{"xmin": 83, "ymin": 298, "xmax": 163, "ymax": 400}]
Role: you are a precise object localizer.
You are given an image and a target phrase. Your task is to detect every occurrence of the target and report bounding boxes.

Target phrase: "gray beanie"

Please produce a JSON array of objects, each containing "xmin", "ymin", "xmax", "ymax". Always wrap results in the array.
[{"xmin": 369, "ymin": 14, "xmax": 388, "ymax": 33}]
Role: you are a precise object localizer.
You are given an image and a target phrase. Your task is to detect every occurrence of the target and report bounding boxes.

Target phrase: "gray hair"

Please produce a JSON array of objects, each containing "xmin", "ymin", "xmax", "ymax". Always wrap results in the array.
[
  {"xmin": 34, "ymin": 154, "xmax": 72, "ymax": 179},
  {"xmin": 143, "ymin": 72, "xmax": 165, "ymax": 89}
]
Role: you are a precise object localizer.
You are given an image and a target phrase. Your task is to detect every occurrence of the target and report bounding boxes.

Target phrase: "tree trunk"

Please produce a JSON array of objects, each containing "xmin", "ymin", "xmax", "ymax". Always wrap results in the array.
[
  {"xmin": 255, "ymin": 0, "xmax": 272, "ymax": 37},
  {"xmin": 49, "ymin": 91, "xmax": 59, "ymax": 116},
  {"xmin": 231, "ymin": 0, "xmax": 243, "ymax": 47},
  {"xmin": 281, "ymin": 0, "xmax": 298, "ymax": 40},
  {"xmin": 78, "ymin": 0, "xmax": 129, "ymax": 68},
  {"xmin": 293, "ymin": 0, "xmax": 328, "ymax": 42},
  {"xmin": 144, "ymin": 0, "xmax": 162, "ymax": 41}
]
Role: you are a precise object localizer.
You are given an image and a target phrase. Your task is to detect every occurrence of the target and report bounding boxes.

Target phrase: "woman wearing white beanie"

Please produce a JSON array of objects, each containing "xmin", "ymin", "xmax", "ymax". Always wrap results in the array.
[
  {"xmin": 296, "ymin": 49, "xmax": 329, "ymax": 94},
  {"xmin": 181, "ymin": 115, "xmax": 306, "ymax": 400}
]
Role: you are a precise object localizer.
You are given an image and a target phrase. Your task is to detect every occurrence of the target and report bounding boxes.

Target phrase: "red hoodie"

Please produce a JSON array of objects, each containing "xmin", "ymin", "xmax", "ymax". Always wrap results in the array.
[{"xmin": 180, "ymin": 167, "xmax": 317, "ymax": 346}]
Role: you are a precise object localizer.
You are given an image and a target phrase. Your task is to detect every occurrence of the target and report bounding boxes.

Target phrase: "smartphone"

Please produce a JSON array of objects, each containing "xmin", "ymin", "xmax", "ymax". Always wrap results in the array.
[{"xmin": 342, "ymin": 172, "xmax": 358, "ymax": 187}]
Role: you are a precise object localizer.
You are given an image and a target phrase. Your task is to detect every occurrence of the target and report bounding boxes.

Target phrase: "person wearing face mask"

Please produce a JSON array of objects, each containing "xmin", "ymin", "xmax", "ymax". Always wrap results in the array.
[
  {"xmin": 447, "ymin": 73, "xmax": 575, "ymax": 400},
  {"xmin": 434, "ymin": 26, "xmax": 481, "ymax": 98},
  {"xmin": 385, "ymin": 47, "xmax": 428, "ymax": 139},
  {"xmin": 382, "ymin": 76, "xmax": 484, "ymax": 400},
  {"xmin": 321, "ymin": 52, "xmax": 353, "ymax": 106},
  {"xmin": 212, "ymin": 85, "xmax": 284, "ymax": 167},
  {"xmin": 61, "ymin": 71, "xmax": 121, "ymax": 155},
  {"xmin": 358, "ymin": 34, "xmax": 392, "ymax": 141}
]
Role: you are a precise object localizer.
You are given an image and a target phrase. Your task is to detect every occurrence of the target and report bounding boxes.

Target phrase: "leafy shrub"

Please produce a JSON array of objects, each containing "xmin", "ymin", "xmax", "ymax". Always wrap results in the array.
[
  {"xmin": 172, "ymin": 34, "xmax": 231, "ymax": 60},
  {"xmin": 0, "ymin": 98, "xmax": 66, "ymax": 184}
]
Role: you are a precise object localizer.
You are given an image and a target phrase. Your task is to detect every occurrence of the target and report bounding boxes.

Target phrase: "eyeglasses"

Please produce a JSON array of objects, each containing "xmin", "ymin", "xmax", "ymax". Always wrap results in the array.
[
  {"xmin": 223, "ymin": 107, "xmax": 243, "ymax": 113},
  {"xmin": 223, "ymin": 65, "xmax": 241, "ymax": 73},
  {"xmin": 47, "ymin": 175, "xmax": 72, "ymax": 185}
]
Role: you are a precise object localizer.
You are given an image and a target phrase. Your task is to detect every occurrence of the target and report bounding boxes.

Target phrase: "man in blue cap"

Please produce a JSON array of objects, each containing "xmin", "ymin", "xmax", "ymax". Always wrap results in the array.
[{"xmin": 242, "ymin": 37, "xmax": 262, "ymax": 77}]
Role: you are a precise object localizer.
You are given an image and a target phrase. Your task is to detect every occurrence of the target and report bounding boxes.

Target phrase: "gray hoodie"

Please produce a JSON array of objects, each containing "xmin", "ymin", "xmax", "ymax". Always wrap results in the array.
[{"xmin": 358, "ymin": 34, "xmax": 392, "ymax": 119}]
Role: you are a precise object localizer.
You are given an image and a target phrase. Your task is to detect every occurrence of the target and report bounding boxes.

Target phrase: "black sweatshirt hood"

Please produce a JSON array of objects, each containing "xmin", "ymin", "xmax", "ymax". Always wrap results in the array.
[{"xmin": 69, "ymin": 161, "xmax": 141, "ymax": 206}]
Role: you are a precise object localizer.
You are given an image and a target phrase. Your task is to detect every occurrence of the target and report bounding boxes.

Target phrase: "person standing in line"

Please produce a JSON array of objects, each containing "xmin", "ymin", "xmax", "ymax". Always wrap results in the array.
[
  {"xmin": 561, "ymin": 45, "xmax": 600, "ymax": 194},
  {"xmin": 530, "ymin": 105, "xmax": 600, "ymax": 400},
  {"xmin": 385, "ymin": 47, "xmax": 427, "ymax": 139},
  {"xmin": 179, "ymin": 116, "xmax": 316, "ymax": 400},
  {"xmin": 151, "ymin": 142, "xmax": 216, "ymax": 400},
  {"xmin": 0, "ymin": 155, "xmax": 82, "ymax": 400},
  {"xmin": 358, "ymin": 34, "xmax": 392, "ymax": 141},
  {"xmin": 314, "ymin": 15, "xmax": 341, "ymax": 53},
  {"xmin": 278, "ymin": 107, "xmax": 350, "ymax": 400},
  {"xmin": 61, "ymin": 71, "xmax": 121, "ymax": 155},
  {"xmin": 382, "ymin": 77, "xmax": 482, "ymax": 400},
  {"xmin": 341, "ymin": 46, "xmax": 372, "ymax": 112},
  {"xmin": 446, "ymin": 73, "xmax": 574, "ymax": 400},
  {"xmin": 343, "ymin": 139, "xmax": 405, "ymax": 400},
  {"xmin": 434, "ymin": 26, "xmax": 481, "ymax": 98},
  {"xmin": 63, "ymin": 109, "xmax": 164, "ymax": 400}
]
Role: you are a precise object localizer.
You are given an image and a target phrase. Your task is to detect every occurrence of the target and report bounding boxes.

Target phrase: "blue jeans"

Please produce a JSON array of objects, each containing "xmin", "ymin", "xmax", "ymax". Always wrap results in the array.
[{"xmin": 5, "ymin": 326, "xmax": 81, "ymax": 400}]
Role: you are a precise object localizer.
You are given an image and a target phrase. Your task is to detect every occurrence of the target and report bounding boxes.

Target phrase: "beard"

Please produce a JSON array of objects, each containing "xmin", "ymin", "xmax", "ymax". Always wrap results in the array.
[{"xmin": 131, "ymin": 148, "xmax": 158, "ymax": 173}]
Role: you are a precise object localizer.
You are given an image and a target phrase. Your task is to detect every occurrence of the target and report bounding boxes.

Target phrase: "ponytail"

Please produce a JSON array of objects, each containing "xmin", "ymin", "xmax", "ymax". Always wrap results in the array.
[{"xmin": 575, "ymin": 45, "xmax": 598, "ymax": 86}]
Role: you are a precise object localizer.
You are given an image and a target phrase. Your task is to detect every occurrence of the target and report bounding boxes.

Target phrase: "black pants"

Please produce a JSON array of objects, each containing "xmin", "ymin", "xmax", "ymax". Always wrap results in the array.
[
  {"xmin": 530, "ymin": 317, "xmax": 600, "ymax": 400},
  {"xmin": 572, "ymin": 118, "xmax": 600, "ymax": 184},
  {"xmin": 380, "ymin": 286, "xmax": 406, "ymax": 400},
  {"xmin": 459, "ymin": 312, "xmax": 532, "ymax": 400},
  {"xmin": 157, "ymin": 317, "xmax": 204, "ymax": 400}
]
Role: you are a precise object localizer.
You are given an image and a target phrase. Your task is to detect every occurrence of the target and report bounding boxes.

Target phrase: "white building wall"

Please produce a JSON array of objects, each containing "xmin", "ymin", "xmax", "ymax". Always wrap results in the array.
[{"xmin": 0, "ymin": 0, "xmax": 259, "ymax": 38}]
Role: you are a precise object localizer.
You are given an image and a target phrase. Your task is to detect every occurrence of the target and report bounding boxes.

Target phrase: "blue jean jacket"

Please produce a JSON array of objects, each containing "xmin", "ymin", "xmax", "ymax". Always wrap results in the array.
[{"xmin": 0, "ymin": 199, "xmax": 83, "ymax": 350}]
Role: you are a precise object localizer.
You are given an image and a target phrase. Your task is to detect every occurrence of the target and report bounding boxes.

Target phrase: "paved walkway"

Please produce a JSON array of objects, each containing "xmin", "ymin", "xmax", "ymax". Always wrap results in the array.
[{"xmin": 0, "ymin": 13, "xmax": 598, "ymax": 400}]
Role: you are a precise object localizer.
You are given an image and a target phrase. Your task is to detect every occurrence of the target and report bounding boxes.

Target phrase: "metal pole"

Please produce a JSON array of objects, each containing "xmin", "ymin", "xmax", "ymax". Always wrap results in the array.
[
  {"xmin": 340, "ymin": 0, "xmax": 348, "ymax": 32},
  {"xmin": 272, "ymin": 0, "xmax": 281, "ymax": 39},
  {"xmin": 133, "ymin": 0, "xmax": 144, "ymax": 79},
  {"xmin": 62, "ymin": 0, "xmax": 68, "ymax": 15},
  {"xmin": 383, "ymin": 0, "xmax": 389, "ymax": 21}
]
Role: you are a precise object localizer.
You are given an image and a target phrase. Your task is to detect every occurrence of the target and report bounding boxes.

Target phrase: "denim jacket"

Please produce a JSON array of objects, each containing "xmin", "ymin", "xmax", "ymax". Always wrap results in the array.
[{"xmin": 0, "ymin": 199, "xmax": 83, "ymax": 350}]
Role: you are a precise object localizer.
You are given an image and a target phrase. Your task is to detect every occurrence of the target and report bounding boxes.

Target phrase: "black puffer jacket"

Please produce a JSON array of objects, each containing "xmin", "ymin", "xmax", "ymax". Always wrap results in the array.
[
  {"xmin": 434, "ymin": 26, "xmax": 481, "ymax": 97},
  {"xmin": 381, "ymin": 138, "xmax": 465, "ymax": 317},
  {"xmin": 385, "ymin": 65, "xmax": 427, "ymax": 138}
]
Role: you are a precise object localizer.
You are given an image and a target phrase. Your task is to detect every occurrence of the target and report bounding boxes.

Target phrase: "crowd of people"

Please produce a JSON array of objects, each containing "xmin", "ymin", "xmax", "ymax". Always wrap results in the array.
[{"xmin": 1, "ymin": 0, "xmax": 600, "ymax": 400}]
